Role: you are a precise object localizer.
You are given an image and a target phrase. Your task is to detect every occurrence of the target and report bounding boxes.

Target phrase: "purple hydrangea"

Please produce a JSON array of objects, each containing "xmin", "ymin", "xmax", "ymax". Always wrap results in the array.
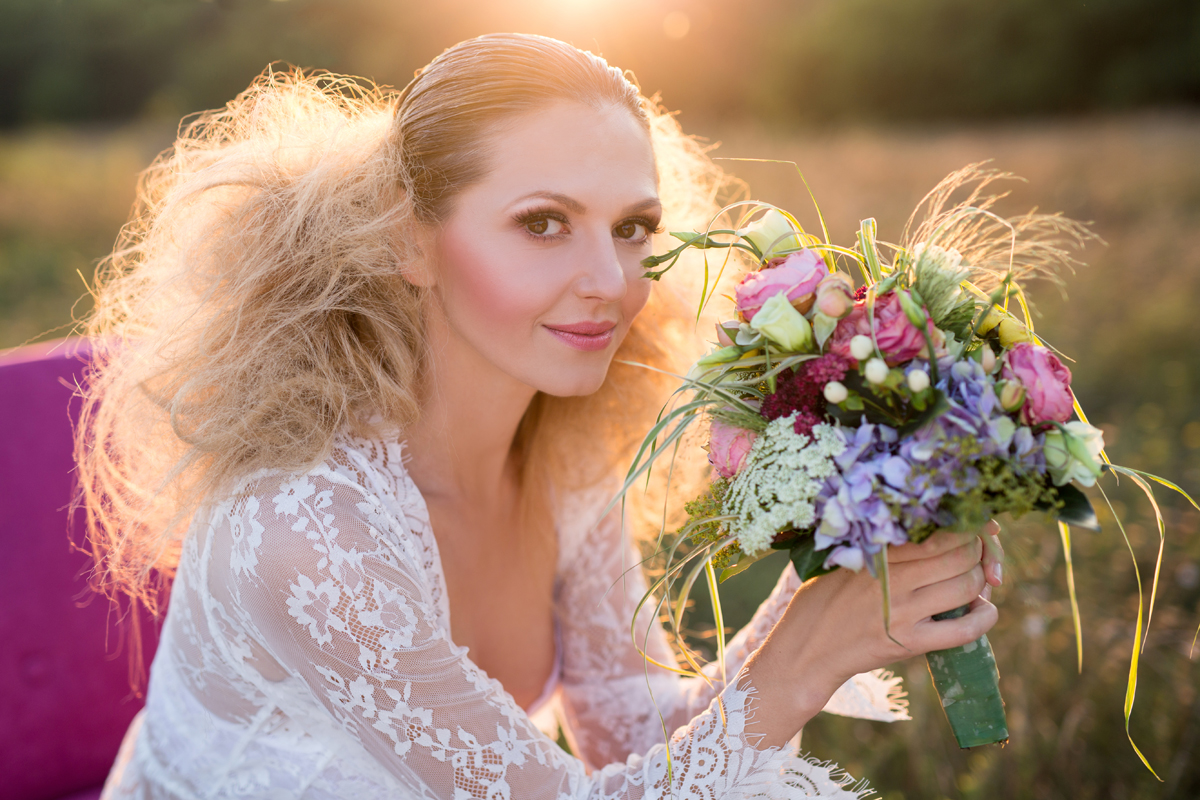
[
  {"xmin": 813, "ymin": 356, "xmax": 1048, "ymax": 571},
  {"xmin": 814, "ymin": 422, "xmax": 911, "ymax": 571}
]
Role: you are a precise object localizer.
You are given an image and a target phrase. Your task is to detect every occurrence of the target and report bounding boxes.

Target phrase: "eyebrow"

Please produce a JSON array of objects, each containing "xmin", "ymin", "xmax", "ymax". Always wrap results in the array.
[{"xmin": 510, "ymin": 191, "xmax": 662, "ymax": 216}]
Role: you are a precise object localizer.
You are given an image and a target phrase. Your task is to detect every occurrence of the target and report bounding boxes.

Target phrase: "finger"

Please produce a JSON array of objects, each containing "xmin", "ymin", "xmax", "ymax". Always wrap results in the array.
[
  {"xmin": 967, "ymin": 593, "xmax": 996, "ymax": 619},
  {"xmin": 981, "ymin": 520, "xmax": 1004, "ymax": 586},
  {"xmin": 911, "ymin": 563, "xmax": 987, "ymax": 619},
  {"xmin": 981, "ymin": 582, "xmax": 993, "ymax": 602},
  {"xmin": 888, "ymin": 530, "xmax": 978, "ymax": 563},
  {"xmin": 916, "ymin": 596, "xmax": 998, "ymax": 653},
  {"xmin": 890, "ymin": 537, "xmax": 983, "ymax": 592}
]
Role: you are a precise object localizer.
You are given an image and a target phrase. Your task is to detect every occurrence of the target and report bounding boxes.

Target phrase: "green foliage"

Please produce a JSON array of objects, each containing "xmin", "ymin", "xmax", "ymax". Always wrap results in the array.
[
  {"xmin": 682, "ymin": 478, "xmax": 738, "ymax": 568},
  {"xmin": 912, "ymin": 250, "xmax": 975, "ymax": 337},
  {"xmin": 942, "ymin": 455, "xmax": 1063, "ymax": 533},
  {"xmin": 764, "ymin": 0, "xmax": 1200, "ymax": 124},
  {"xmin": 709, "ymin": 404, "xmax": 769, "ymax": 434},
  {"xmin": 787, "ymin": 534, "xmax": 836, "ymax": 582},
  {"xmin": 827, "ymin": 365, "xmax": 948, "ymax": 434},
  {"xmin": 0, "ymin": 0, "xmax": 336, "ymax": 127},
  {"xmin": 0, "ymin": 0, "xmax": 1196, "ymax": 129}
]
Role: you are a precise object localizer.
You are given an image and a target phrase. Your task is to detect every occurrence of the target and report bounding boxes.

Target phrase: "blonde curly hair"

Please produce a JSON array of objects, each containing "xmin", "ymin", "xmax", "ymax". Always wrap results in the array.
[{"xmin": 75, "ymin": 33, "xmax": 739, "ymax": 632}]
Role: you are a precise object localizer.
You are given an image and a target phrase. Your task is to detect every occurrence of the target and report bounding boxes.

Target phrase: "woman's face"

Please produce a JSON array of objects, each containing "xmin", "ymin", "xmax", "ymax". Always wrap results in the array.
[{"xmin": 428, "ymin": 101, "xmax": 660, "ymax": 397}]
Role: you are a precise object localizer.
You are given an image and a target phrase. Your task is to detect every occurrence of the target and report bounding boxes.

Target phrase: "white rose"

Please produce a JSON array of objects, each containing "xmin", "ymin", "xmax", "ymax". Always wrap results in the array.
[
  {"xmin": 1043, "ymin": 421, "xmax": 1105, "ymax": 487},
  {"xmin": 739, "ymin": 208, "xmax": 803, "ymax": 261},
  {"xmin": 748, "ymin": 291, "xmax": 814, "ymax": 352}
]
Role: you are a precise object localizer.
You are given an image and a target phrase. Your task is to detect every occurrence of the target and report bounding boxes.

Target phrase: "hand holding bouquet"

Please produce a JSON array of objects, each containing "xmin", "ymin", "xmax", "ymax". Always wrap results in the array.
[{"xmin": 619, "ymin": 165, "xmax": 1196, "ymax": 769}]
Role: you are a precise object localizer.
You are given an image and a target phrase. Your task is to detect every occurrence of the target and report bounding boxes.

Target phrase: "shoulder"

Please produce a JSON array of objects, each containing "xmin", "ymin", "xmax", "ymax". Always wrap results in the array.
[{"xmin": 203, "ymin": 431, "xmax": 437, "ymax": 587}]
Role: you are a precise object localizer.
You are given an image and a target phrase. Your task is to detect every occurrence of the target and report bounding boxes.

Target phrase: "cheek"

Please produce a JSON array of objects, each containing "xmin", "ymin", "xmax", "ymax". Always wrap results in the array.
[
  {"xmin": 625, "ymin": 274, "xmax": 653, "ymax": 321},
  {"xmin": 439, "ymin": 232, "xmax": 553, "ymax": 333}
]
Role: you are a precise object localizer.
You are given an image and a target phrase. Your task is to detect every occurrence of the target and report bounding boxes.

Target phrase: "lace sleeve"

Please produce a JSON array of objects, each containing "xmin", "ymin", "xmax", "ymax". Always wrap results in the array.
[
  {"xmin": 555, "ymin": 493, "xmax": 906, "ymax": 775},
  {"xmin": 201, "ymin": 459, "xmax": 867, "ymax": 799}
]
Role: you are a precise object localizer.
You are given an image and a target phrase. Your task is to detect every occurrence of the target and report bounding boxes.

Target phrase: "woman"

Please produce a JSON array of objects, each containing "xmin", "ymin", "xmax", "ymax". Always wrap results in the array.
[{"xmin": 81, "ymin": 33, "xmax": 1002, "ymax": 799}]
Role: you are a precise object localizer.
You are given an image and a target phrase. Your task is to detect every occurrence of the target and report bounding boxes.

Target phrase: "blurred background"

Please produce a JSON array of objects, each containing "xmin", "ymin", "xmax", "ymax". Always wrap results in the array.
[{"xmin": 0, "ymin": 0, "xmax": 1197, "ymax": 798}]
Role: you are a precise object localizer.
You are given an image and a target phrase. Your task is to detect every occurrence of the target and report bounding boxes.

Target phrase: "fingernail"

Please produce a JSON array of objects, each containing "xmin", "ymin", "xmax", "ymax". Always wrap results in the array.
[{"xmin": 994, "ymin": 563, "xmax": 1003, "ymax": 584}]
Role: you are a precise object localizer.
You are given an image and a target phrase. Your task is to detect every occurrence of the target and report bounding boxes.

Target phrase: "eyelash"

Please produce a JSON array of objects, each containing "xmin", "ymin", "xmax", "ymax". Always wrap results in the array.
[{"xmin": 513, "ymin": 207, "xmax": 664, "ymax": 244}]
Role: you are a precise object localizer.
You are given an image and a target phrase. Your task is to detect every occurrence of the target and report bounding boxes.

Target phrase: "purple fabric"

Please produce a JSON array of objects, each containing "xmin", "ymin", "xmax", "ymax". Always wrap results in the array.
[
  {"xmin": 57, "ymin": 790, "xmax": 103, "ymax": 800},
  {"xmin": 0, "ymin": 340, "xmax": 161, "ymax": 800}
]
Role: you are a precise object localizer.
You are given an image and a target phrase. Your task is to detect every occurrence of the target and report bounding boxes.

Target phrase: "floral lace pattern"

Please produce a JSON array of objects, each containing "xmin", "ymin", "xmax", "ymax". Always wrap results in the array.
[{"xmin": 101, "ymin": 433, "xmax": 903, "ymax": 799}]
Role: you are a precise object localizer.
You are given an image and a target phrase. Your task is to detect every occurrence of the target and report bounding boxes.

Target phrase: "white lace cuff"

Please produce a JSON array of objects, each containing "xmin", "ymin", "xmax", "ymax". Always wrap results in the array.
[
  {"xmin": 605, "ymin": 676, "xmax": 872, "ymax": 799},
  {"xmin": 821, "ymin": 669, "xmax": 910, "ymax": 722}
]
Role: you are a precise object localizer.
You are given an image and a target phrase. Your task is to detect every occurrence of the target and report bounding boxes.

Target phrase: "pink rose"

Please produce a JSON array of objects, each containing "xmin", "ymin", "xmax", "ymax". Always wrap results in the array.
[
  {"xmin": 828, "ymin": 292, "xmax": 937, "ymax": 366},
  {"xmin": 708, "ymin": 418, "xmax": 757, "ymax": 478},
  {"xmin": 814, "ymin": 273, "xmax": 855, "ymax": 319},
  {"xmin": 735, "ymin": 249, "xmax": 826, "ymax": 321},
  {"xmin": 1001, "ymin": 342, "xmax": 1074, "ymax": 424}
]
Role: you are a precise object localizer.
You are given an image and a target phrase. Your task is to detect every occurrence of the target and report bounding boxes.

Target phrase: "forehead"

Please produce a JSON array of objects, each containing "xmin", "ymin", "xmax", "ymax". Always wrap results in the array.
[{"xmin": 471, "ymin": 102, "xmax": 658, "ymax": 205}]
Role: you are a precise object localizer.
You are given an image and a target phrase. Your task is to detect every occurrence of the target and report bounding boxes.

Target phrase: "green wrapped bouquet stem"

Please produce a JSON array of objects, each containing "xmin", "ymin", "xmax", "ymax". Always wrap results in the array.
[{"xmin": 926, "ymin": 604, "xmax": 1009, "ymax": 748}]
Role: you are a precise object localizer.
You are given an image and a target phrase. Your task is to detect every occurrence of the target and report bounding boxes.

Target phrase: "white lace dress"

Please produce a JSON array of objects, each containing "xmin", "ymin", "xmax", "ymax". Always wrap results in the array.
[{"xmin": 101, "ymin": 434, "xmax": 908, "ymax": 799}]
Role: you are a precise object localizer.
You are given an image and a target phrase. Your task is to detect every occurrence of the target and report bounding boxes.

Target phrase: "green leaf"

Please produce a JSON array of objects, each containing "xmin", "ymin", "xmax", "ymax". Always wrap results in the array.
[
  {"xmin": 769, "ymin": 529, "xmax": 799, "ymax": 550},
  {"xmin": 896, "ymin": 288, "xmax": 927, "ymax": 329},
  {"xmin": 788, "ymin": 536, "xmax": 836, "ymax": 582},
  {"xmin": 696, "ymin": 345, "xmax": 746, "ymax": 368},
  {"xmin": 912, "ymin": 244, "xmax": 970, "ymax": 329},
  {"xmin": 895, "ymin": 390, "xmax": 950, "ymax": 437},
  {"xmin": 873, "ymin": 273, "xmax": 901, "ymax": 296},
  {"xmin": 1055, "ymin": 483, "xmax": 1101, "ymax": 531},
  {"xmin": 826, "ymin": 399, "xmax": 882, "ymax": 427},
  {"xmin": 812, "ymin": 311, "xmax": 838, "ymax": 350},
  {"xmin": 940, "ymin": 300, "xmax": 976, "ymax": 341},
  {"xmin": 718, "ymin": 548, "xmax": 772, "ymax": 582}
]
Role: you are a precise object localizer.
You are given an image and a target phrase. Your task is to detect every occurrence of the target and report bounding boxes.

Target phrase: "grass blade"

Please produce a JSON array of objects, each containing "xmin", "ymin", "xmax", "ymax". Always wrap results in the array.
[
  {"xmin": 1109, "ymin": 469, "xmax": 1167, "ymax": 653},
  {"xmin": 1109, "ymin": 465, "xmax": 1200, "ymax": 511},
  {"xmin": 1058, "ymin": 520, "xmax": 1083, "ymax": 673},
  {"xmin": 875, "ymin": 549, "xmax": 905, "ymax": 649},
  {"xmin": 705, "ymin": 561, "xmax": 729, "ymax": 693},
  {"xmin": 1098, "ymin": 483, "xmax": 1162, "ymax": 780},
  {"xmin": 859, "ymin": 218, "xmax": 883, "ymax": 283},
  {"xmin": 714, "ymin": 157, "xmax": 832, "ymax": 247}
]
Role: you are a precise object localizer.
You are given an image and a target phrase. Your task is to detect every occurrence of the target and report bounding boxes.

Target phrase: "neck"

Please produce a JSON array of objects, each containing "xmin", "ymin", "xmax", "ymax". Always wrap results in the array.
[{"xmin": 402, "ymin": 304, "xmax": 538, "ymax": 509}]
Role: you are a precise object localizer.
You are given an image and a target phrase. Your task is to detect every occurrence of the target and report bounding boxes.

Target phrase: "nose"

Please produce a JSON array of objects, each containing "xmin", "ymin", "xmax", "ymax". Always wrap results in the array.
[{"xmin": 575, "ymin": 230, "xmax": 628, "ymax": 303}]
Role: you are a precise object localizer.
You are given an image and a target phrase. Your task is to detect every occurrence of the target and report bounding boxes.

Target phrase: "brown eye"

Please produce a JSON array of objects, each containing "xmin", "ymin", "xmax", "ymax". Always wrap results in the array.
[
  {"xmin": 615, "ymin": 220, "xmax": 648, "ymax": 240},
  {"xmin": 524, "ymin": 216, "xmax": 565, "ymax": 236}
]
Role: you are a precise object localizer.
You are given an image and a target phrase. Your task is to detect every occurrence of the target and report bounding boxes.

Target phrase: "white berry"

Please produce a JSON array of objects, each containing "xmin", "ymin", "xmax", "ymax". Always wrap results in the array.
[
  {"xmin": 823, "ymin": 381, "xmax": 849, "ymax": 404},
  {"xmin": 850, "ymin": 334, "xmax": 874, "ymax": 361},
  {"xmin": 907, "ymin": 369, "xmax": 931, "ymax": 392},
  {"xmin": 865, "ymin": 358, "xmax": 889, "ymax": 385}
]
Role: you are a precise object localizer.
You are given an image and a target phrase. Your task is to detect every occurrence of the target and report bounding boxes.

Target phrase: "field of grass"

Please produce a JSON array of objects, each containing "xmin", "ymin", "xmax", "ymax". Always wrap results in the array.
[{"xmin": 2, "ymin": 112, "xmax": 1198, "ymax": 798}]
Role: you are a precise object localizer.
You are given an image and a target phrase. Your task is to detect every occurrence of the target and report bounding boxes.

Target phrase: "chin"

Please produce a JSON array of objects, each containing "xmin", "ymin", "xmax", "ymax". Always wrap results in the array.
[{"xmin": 534, "ymin": 364, "xmax": 610, "ymax": 398}]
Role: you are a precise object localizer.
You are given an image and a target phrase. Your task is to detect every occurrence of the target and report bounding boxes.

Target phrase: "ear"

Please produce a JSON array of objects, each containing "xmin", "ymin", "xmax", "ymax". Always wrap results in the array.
[{"xmin": 398, "ymin": 222, "xmax": 439, "ymax": 289}]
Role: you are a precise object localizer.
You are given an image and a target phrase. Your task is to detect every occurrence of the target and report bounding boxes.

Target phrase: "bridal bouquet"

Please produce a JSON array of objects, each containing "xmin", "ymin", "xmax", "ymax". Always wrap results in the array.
[{"xmin": 620, "ymin": 165, "xmax": 1195, "ymax": 770}]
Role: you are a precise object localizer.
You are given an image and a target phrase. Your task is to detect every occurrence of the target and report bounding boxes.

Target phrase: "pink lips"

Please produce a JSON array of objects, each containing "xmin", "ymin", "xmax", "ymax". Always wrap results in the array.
[{"xmin": 544, "ymin": 320, "xmax": 617, "ymax": 352}]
